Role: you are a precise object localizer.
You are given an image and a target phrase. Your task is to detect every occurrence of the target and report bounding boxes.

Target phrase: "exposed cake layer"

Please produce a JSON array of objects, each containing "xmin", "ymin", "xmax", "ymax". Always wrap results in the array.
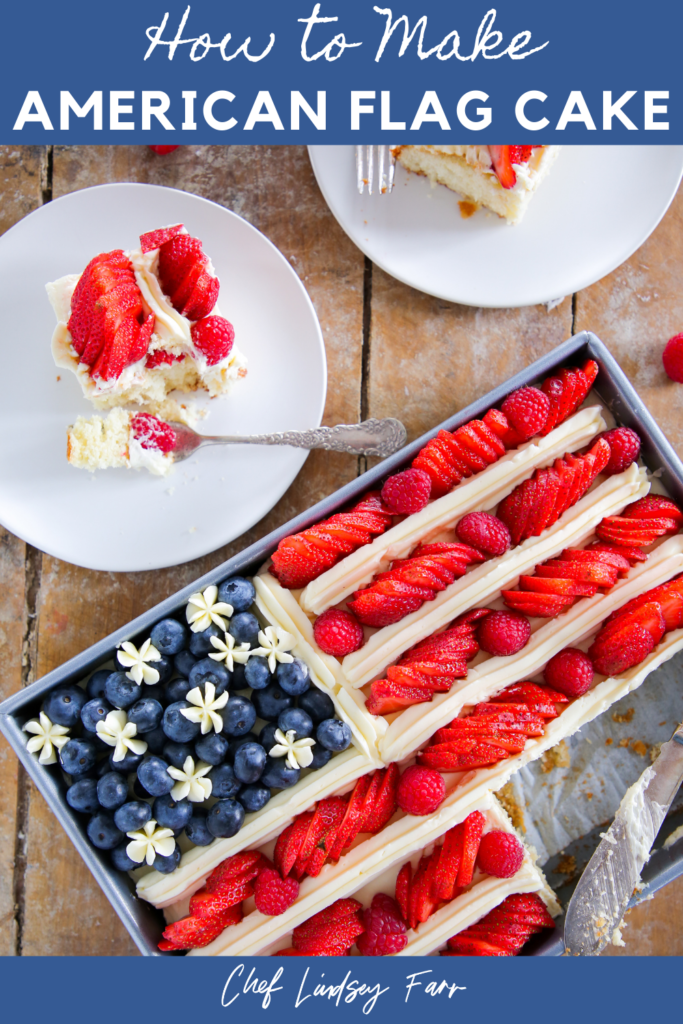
[
  {"xmin": 66, "ymin": 409, "xmax": 174, "ymax": 476},
  {"xmin": 301, "ymin": 406, "xmax": 606, "ymax": 615},
  {"xmin": 393, "ymin": 145, "xmax": 560, "ymax": 225}
]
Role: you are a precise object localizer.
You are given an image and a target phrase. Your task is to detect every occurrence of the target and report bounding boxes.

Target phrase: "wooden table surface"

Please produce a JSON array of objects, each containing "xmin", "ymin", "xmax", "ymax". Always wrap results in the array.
[{"xmin": 1, "ymin": 144, "xmax": 682, "ymax": 956}]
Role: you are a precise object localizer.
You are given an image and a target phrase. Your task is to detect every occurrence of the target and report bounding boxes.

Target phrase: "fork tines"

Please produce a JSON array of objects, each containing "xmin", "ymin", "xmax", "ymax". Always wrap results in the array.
[{"xmin": 356, "ymin": 145, "xmax": 396, "ymax": 195}]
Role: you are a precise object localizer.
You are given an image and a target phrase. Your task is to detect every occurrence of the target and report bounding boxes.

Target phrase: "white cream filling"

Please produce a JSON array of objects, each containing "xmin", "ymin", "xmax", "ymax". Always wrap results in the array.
[{"xmin": 301, "ymin": 406, "xmax": 605, "ymax": 615}]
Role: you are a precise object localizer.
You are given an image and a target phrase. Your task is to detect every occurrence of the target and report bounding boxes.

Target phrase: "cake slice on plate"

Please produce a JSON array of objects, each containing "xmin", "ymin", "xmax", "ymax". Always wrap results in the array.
[
  {"xmin": 66, "ymin": 408, "xmax": 177, "ymax": 476},
  {"xmin": 47, "ymin": 224, "xmax": 247, "ymax": 420},
  {"xmin": 392, "ymin": 145, "xmax": 560, "ymax": 225}
]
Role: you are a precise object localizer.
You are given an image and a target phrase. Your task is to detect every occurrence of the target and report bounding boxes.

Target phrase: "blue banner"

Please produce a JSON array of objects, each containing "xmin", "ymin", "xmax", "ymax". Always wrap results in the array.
[{"xmin": 1, "ymin": 0, "xmax": 680, "ymax": 143}]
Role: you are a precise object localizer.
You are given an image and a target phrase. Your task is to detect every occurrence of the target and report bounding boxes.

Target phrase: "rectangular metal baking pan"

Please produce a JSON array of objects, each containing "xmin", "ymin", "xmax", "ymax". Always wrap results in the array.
[{"xmin": 2, "ymin": 330, "xmax": 683, "ymax": 957}]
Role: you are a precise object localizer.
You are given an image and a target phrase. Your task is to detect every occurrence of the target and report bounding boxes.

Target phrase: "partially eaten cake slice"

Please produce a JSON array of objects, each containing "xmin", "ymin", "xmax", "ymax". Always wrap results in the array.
[
  {"xmin": 47, "ymin": 224, "xmax": 247, "ymax": 419},
  {"xmin": 66, "ymin": 409, "xmax": 177, "ymax": 476},
  {"xmin": 392, "ymin": 145, "xmax": 560, "ymax": 224}
]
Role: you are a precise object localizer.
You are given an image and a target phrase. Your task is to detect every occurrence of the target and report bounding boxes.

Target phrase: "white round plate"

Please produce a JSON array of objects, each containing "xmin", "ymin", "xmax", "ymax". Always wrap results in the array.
[
  {"xmin": 308, "ymin": 145, "xmax": 683, "ymax": 308},
  {"xmin": 0, "ymin": 183, "xmax": 326, "ymax": 572}
]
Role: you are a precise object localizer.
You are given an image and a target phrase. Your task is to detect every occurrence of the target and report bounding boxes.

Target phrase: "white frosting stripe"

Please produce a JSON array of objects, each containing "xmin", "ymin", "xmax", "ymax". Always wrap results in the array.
[
  {"xmin": 343, "ymin": 463, "xmax": 648, "ymax": 688},
  {"xmin": 301, "ymin": 406, "xmax": 605, "ymax": 615}
]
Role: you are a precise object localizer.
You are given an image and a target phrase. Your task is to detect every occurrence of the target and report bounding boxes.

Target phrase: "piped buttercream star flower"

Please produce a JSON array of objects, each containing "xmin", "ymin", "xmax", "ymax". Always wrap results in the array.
[
  {"xmin": 269, "ymin": 728, "xmax": 316, "ymax": 770},
  {"xmin": 23, "ymin": 711, "xmax": 70, "ymax": 765},
  {"xmin": 126, "ymin": 819, "xmax": 176, "ymax": 866},
  {"xmin": 167, "ymin": 756, "xmax": 213, "ymax": 802},
  {"xmin": 252, "ymin": 626, "xmax": 295, "ymax": 673},
  {"xmin": 96, "ymin": 709, "xmax": 148, "ymax": 762},
  {"xmin": 208, "ymin": 631, "xmax": 251, "ymax": 670},
  {"xmin": 186, "ymin": 585, "xmax": 233, "ymax": 633},
  {"xmin": 180, "ymin": 682, "xmax": 228, "ymax": 734},
  {"xmin": 117, "ymin": 638, "xmax": 161, "ymax": 685}
]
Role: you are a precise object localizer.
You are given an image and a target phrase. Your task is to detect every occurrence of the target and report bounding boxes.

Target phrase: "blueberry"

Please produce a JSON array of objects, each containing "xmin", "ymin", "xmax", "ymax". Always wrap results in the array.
[
  {"xmin": 195, "ymin": 732, "xmax": 229, "ymax": 766},
  {"xmin": 87, "ymin": 669, "xmax": 113, "ymax": 699},
  {"xmin": 137, "ymin": 755, "xmax": 174, "ymax": 797},
  {"xmin": 114, "ymin": 800, "xmax": 152, "ymax": 833},
  {"xmin": 150, "ymin": 618, "xmax": 189, "ymax": 656},
  {"xmin": 259, "ymin": 722, "xmax": 279, "ymax": 753},
  {"xmin": 109, "ymin": 749, "xmax": 143, "ymax": 774},
  {"xmin": 278, "ymin": 707, "xmax": 313, "ymax": 739},
  {"xmin": 66, "ymin": 778, "xmax": 100, "ymax": 814},
  {"xmin": 164, "ymin": 677, "xmax": 192, "ymax": 705},
  {"xmin": 133, "ymin": 778, "xmax": 151, "ymax": 800},
  {"xmin": 143, "ymin": 725, "xmax": 166, "ymax": 754},
  {"xmin": 260, "ymin": 756, "xmax": 300, "ymax": 790},
  {"xmin": 43, "ymin": 685, "xmax": 87, "ymax": 727},
  {"xmin": 97, "ymin": 756, "xmax": 116, "ymax": 777},
  {"xmin": 59, "ymin": 738, "xmax": 97, "ymax": 777},
  {"xmin": 218, "ymin": 577, "xmax": 255, "ymax": 612},
  {"xmin": 189, "ymin": 623, "xmax": 223, "ymax": 658},
  {"xmin": 309, "ymin": 746, "xmax": 333, "ymax": 770},
  {"xmin": 222, "ymin": 696, "xmax": 256, "ymax": 736},
  {"xmin": 162, "ymin": 740, "xmax": 195, "ymax": 770},
  {"xmin": 233, "ymin": 742, "xmax": 266, "ymax": 784},
  {"xmin": 111, "ymin": 842, "xmax": 138, "ymax": 872},
  {"xmin": 153, "ymin": 844, "xmax": 181, "ymax": 874},
  {"xmin": 228, "ymin": 733, "xmax": 260, "ymax": 762},
  {"xmin": 153, "ymin": 793, "xmax": 193, "ymax": 831},
  {"xmin": 298, "ymin": 688, "xmax": 335, "ymax": 724},
  {"xmin": 206, "ymin": 799, "xmax": 244, "ymax": 838},
  {"xmin": 189, "ymin": 658, "xmax": 230, "ymax": 696},
  {"xmin": 163, "ymin": 701, "xmax": 201, "ymax": 743},
  {"xmin": 238, "ymin": 784, "xmax": 271, "ymax": 814},
  {"xmin": 316, "ymin": 718, "xmax": 352, "ymax": 753},
  {"xmin": 105, "ymin": 672, "xmax": 140, "ymax": 710},
  {"xmin": 251, "ymin": 684, "xmax": 292, "ymax": 723},
  {"xmin": 87, "ymin": 812, "xmax": 124, "ymax": 850},
  {"xmin": 184, "ymin": 808, "xmax": 214, "ymax": 847},
  {"xmin": 128, "ymin": 698, "xmax": 164, "ymax": 734},
  {"xmin": 97, "ymin": 772, "xmax": 129, "ymax": 810},
  {"xmin": 228, "ymin": 612, "xmax": 260, "ymax": 647},
  {"xmin": 81, "ymin": 697, "xmax": 113, "ymax": 732},
  {"xmin": 230, "ymin": 663, "xmax": 249, "ymax": 691},
  {"xmin": 153, "ymin": 655, "xmax": 174, "ymax": 686},
  {"xmin": 276, "ymin": 658, "xmax": 311, "ymax": 696},
  {"xmin": 174, "ymin": 650, "xmax": 198, "ymax": 679},
  {"xmin": 244, "ymin": 656, "xmax": 271, "ymax": 690},
  {"xmin": 208, "ymin": 763, "xmax": 241, "ymax": 799}
]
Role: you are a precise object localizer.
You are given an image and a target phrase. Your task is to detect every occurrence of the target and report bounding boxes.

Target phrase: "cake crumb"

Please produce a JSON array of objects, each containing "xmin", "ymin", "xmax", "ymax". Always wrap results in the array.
[
  {"xmin": 650, "ymin": 742, "xmax": 663, "ymax": 763},
  {"xmin": 56, "ymin": 375, "xmax": 61, "ymax": 381},
  {"xmin": 495, "ymin": 782, "xmax": 525, "ymax": 833},
  {"xmin": 618, "ymin": 737, "xmax": 631, "ymax": 747},
  {"xmin": 556, "ymin": 854, "xmax": 577, "ymax": 878},
  {"xmin": 605, "ymin": 737, "xmax": 613, "ymax": 746},
  {"xmin": 189, "ymin": 526, "xmax": 197, "ymax": 533},
  {"xmin": 458, "ymin": 200, "xmax": 479, "ymax": 218},
  {"xmin": 611, "ymin": 923, "xmax": 627, "ymax": 947},
  {"xmin": 632, "ymin": 740, "xmax": 648, "ymax": 757},
  {"xmin": 540, "ymin": 740, "xmax": 570, "ymax": 773},
  {"xmin": 659, "ymin": 721, "xmax": 667, "ymax": 727},
  {"xmin": 612, "ymin": 708, "xmax": 635, "ymax": 723},
  {"xmin": 585, "ymin": 792, "xmax": 593, "ymax": 800}
]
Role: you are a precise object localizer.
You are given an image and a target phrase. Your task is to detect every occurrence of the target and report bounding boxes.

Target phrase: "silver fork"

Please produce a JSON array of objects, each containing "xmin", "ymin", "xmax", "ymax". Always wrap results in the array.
[
  {"xmin": 168, "ymin": 417, "xmax": 407, "ymax": 463},
  {"xmin": 356, "ymin": 145, "xmax": 396, "ymax": 195}
]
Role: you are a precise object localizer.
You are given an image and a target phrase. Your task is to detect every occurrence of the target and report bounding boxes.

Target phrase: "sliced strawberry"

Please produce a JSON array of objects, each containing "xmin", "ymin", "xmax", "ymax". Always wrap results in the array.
[
  {"xmin": 596, "ymin": 516, "xmax": 679, "ymax": 547},
  {"xmin": 158, "ymin": 903, "xmax": 242, "ymax": 950},
  {"xmin": 518, "ymin": 575, "xmax": 598, "ymax": 597},
  {"xmin": 366, "ymin": 680, "xmax": 433, "ymax": 715},
  {"xmin": 502, "ymin": 591, "xmax": 575, "ymax": 617},
  {"xmin": 189, "ymin": 881, "xmax": 253, "ymax": 918},
  {"xmin": 483, "ymin": 408, "xmax": 510, "ymax": 441},
  {"xmin": 561, "ymin": 546, "xmax": 631, "ymax": 574},
  {"xmin": 327, "ymin": 774, "xmax": 372, "ymax": 861},
  {"xmin": 432, "ymin": 824, "xmax": 464, "ymax": 902},
  {"xmin": 443, "ymin": 936, "xmax": 509, "ymax": 956},
  {"xmin": 419, "ymin": 744, "xmax": 510, "ymax": 771},
  {"xmin": 294, "ymin": 797, "xmax": 348, "ymax": 877},
  {"xmin": 540, "ymin": 376, "xmax": 564, "ymax": 435},
  {"xmin": 362, "ymin": 763, "xmax": 400, "ymax": 833},
  {"xmin": 589, "ymin": 621, "xmax": 656, "ymax": 675},
  {"xmin": 623, "ymin": 495, "xmax": 683, "ymax": 524},
  {"xmin": 455, "ymin": 810, "xmax": 486, "ymax": 888},
  {"xmin": 587, "ymin": 541, "xmax": 649, "ymax": 566},
  {"xmin": 274, "ymin": 813, "xmax": 313, "ymax": 878},
  {"xmin": 408, "ymin": 851, "xmax": 441, "ymax": 929},
  {"xmin": 489, "ymin": 146, "xmax": 517, "ymax": 189},
  {"xmin": 534, "ymin": 559, "xmax": 618, "ymax": 587},
  {"xmin": 395, "ymin": 861, "xmax": 412, "ymax": 923},
  {"xmin": 140, "ymin": 224, "xmax": 184, "ymax": 253}
]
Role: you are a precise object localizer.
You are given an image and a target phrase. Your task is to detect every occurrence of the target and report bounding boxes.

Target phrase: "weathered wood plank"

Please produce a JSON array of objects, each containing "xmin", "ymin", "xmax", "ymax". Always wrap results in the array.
[
  {"xmin": 0, "ymin": 145, "xmax": 45, "ymax": 956},
  {"xmin": 19, "ymin": 144, "xmax": 365, "ymax": 955}
]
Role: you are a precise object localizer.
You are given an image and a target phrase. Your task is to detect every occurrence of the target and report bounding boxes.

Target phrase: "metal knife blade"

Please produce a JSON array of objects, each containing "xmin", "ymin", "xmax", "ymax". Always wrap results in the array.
[{"xmin": 564, "ymin": 722, "xmax": 683, "ymax": 956}]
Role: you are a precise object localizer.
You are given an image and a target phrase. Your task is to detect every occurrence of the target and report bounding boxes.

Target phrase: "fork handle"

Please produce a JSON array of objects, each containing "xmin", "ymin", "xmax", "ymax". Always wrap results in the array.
[{"xmin": 204, "ymin": 418, "xmax": 407, "ymax": 457}]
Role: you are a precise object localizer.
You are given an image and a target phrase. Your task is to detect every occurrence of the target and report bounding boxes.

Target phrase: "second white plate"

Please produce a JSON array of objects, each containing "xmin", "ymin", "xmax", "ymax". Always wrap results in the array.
[
  {"xmin": 309, "ymin": 145, "xmax": 683, "ymax": 308},
  {"xmin": 0, "ymin": 183, "xmax": 326, "ymax": 573}
]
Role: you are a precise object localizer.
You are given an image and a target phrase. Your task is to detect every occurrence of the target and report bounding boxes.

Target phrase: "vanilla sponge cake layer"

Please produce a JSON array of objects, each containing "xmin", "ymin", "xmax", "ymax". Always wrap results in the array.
[
  {"xmin": 67, "ymin": 408, "xmax": 131, "ymax": 471},
  {"xmin": 393, "ymin": 145, "xmax": 560, "ymax": 225}
]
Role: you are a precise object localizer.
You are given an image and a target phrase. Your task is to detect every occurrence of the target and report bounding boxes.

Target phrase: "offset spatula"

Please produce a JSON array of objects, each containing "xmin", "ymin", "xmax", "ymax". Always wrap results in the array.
[{"xmin": 564, "ymin": 721, "xmax": 683, "ymax": 956}]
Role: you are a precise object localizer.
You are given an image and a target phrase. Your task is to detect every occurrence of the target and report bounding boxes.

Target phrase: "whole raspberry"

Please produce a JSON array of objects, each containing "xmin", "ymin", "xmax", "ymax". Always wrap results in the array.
[
  {"xmin": 313, "ymin": 608, "xmax": 364, "ymax": 656},
  {"xmin": 148, "ymin": 145, "xmax": 180, "ymax": 155},
  {"xmin": 254, "ymin": 866, "xmax": 299, "ymax": 916},
  {"xmin": 663, "ymin": 333, "xmax": 683, "ymax": 383},
  {"xmin": 544, "ymin": 647, "xmax": 594, "ymax": 697},
  {"xmin": 476, "ymin": 831, "xmax": 525, "ymax": 878},
  {"xmin": 356, "ymin": 893, "xmax": 408, "ymax": 955},
  {"xmin": 191, "ymin": 315, "xmax": 235, "ymax": 366},
  {"xmin": 381, "ymin": 468, "xmax": 432, "ymax": 515},
  {"xmin": 501, "ymin": 387, "xmax": 550, "ymax": 441},
  {"xmin": 396, "ymin": 764, "xmax": 446, "ymax": 816},
  {"xmin": 130, "ymin": 412, "xmax": 176, "ymax": 454},
  {"xmin": 599, "ymin": 427, "xmax": 641, "ymax": 476},
  {"xmin": 456, "ymin": 511, "xmax": 511, "ymax": 557},
  {"xmin": 477, "ymin": 610, "xmax": 531, "ymax": 657}
]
